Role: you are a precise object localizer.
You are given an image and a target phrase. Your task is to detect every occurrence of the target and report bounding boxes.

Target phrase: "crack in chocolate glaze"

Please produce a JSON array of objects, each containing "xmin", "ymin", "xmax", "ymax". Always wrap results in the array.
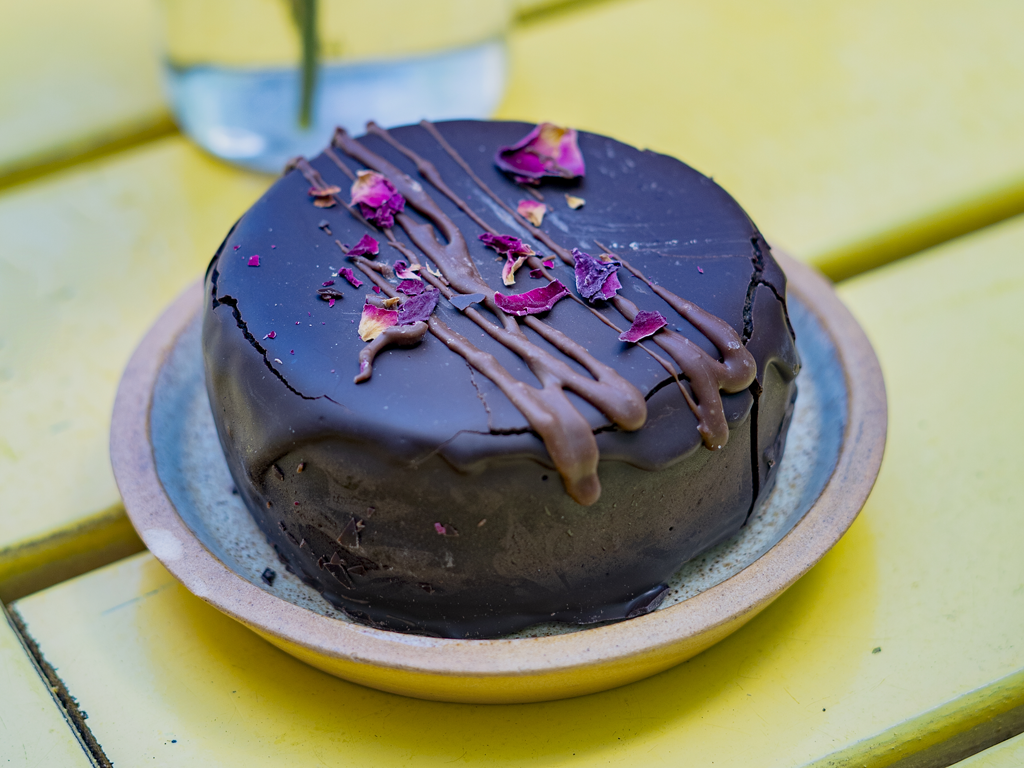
[{"xmin": 214, "ymin": 294, "xmax": 321, "ymax": 401}]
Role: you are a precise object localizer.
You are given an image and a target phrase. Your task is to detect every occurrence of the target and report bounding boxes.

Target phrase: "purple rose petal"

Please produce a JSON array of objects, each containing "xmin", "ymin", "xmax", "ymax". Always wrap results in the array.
[
  {"xmin": 248, "ymin": 255, "xmax": 260, "ymax": 267},
  {"xmin": 346, "ymin": 234, "xmax": 379, "ymax": 257},
  {"xmin": 542, "ymin": 258, "xmax": 555, "ymax": 269},
  {"xmin": 494, "ymin": 280, "xmax": 570, "ymax": 316},
  {"xmin": 397, "ymin": 279, "xmax": 425, "ymax": 296},
  {"xmin": 398, "ymin": 289, "xmax": 439, "ymax": 324},
  {"xmin": 338, "ymin": 268, "xmax": 362, "ymax": 288},
  {"xmin": 495, "ymin": 123, "xmax": 586, "ymax": 183},
  {"xmin": 529, "ymin": 268, "xmax": 545, "ymax": 279},
  {"xmin": 619, "ymin": 310, "xmax": 668, "ymax": 343},
  {"xmin": 322, "ymin": 279, "xmax": 335, "ymax": 287},
  {"xmin": 573, "ymin": 249, "xmax": 621, "ymax": 301},
  {"xmin": 350, "ymin": 171, "xmax": 405, "ymax": 228}
]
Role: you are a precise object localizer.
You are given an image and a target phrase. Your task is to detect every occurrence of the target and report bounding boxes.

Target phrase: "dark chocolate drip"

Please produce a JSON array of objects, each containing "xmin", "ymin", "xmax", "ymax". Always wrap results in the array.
[
  {"xmin": 331, "ymin": 128, "xmax": 650, "ymax": 505},
  {"xmin": 420, "ymin": 121, "xmax": 758, "ymax": 449},
  {"xmin": 285, "ymin": 157, "xmax": 337, "ymax": 196},
  {"xmin": 611, "ymin": 255, "xmax": 757, "ymax": 450},
  {"xmin": 379, "ymin": 125, "xmax": 691, "ymax": 407},
  {"xmin": 349, "ymin": 255, "xmax": 608, "ymax": 505},
  {"xmin": 354, "ymin": 321, "xmax": 428, "ymax": 383}
]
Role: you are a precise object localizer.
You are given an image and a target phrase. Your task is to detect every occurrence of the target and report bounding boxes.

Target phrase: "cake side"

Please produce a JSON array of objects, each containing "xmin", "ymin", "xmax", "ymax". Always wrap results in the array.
[{"xmin": 202, "ymin": 120, "xmax": 799, "ymax": 637}]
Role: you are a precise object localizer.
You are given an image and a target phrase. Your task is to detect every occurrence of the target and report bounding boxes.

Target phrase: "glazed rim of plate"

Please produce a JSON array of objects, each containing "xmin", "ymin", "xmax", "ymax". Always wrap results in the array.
[{"xmin": 111, "ymin": 253, "xmax": 886, "ymax": 679}]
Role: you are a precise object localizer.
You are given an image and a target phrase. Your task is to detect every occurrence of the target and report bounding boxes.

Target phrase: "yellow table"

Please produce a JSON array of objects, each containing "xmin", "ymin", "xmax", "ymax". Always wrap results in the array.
[{"xmin": 2, "ymin": 0, "xmax": 1024, "ymax": 764}]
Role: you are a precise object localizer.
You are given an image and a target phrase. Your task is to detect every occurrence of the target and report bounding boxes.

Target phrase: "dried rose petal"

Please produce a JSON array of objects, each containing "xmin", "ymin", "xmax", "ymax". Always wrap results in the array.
[
  {"xmin": 478, "ymin": 233, "xmax": 534, "ymax": 258},
  {"xmin": 565, "ymin": 194, "xmax": 585, "ymax": 209},
  {"xmin": 372, "ymin": 285, "xmax": 381, "ymax": 294},
  {"xmin": 358, "ymin": 302, "xmax": 399, "ymax": 341},
  {"xmin": 529, "ymin": 268, "xmax": 545, "ymax": 279},
  {"xmin": 502, "ymin": 255, "xmax": 528, "ymax": 286},
  {"xmin": 542, "ymin": 258, "xmax": 555, "ymax": 269},
  {"xmin": 263, "ymin": 331, "xmax": 277, "ymax": 340},
  {"xmin": 619, "ymin": 310, "xmax": 668, "ymax": 343},
  {"xmin": 382, "ymin": 296, "xmax": 402, "ymax": 309},
  {"xmin": 518, "ymin": 199, "xmax": 546, "ymax": 227},
  {"xmin": 393, "ymin": 260, "xmax": 422, "ymax": 281},
  {"xmin": 322, "ymin": 279, "xmax": 335, "ymax": 287},
  {"xmin": 434, "ymin": 523, "xmax": 446, "ymax": 535},
  {"xmin": 248, "ymin": 255, "xmax": 260, "ymax": 267},
  {"xmin": 346, "ymin": 234, "xmax": 379, "ymax": 257},
  {"xmin": 309, "ymin": 185, "xmax": 341, "ymax": 208},
  {"xmin": 350, "ymin": 170, "xmax": 405, "ymax": 228},
  {"xmin": 398, "ymin": 289, "xmax": 439, "ymax": 324},
  {"xmin": 495, "ymin": 123, "xmax": 586, "ymax": 183},
  {"xmin": 494, "ymin": 280, "xmax": 570, "ymax": 316},
  {"xmin": 338, "ymin": 268, "xmax": 363, "ymax": 288},
  {"xmin": 573, "ymin": 249, "xmax": 621, "ymax": 301},
  {"xmin": 397, "ymin": 279, "xmax": 425, "ymax": 296}
]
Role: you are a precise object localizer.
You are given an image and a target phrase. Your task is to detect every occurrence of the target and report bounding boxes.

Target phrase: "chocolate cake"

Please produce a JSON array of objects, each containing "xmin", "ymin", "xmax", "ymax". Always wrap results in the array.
[{"xmin": 202, "ymin": 120, "xmax": 800, "ymax": 638}]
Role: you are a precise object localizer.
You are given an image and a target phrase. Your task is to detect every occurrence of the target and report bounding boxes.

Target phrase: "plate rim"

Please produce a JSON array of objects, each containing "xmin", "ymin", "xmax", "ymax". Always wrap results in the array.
[{"xmin": 110, "ymin": 253, "xmax": 886, "ymax": 688}]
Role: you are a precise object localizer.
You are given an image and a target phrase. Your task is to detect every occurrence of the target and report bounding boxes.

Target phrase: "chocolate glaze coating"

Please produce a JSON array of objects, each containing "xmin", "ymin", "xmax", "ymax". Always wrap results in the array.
[{"xmin": 202, "ymin": 120, "xmax": 799, "ymax": 638}]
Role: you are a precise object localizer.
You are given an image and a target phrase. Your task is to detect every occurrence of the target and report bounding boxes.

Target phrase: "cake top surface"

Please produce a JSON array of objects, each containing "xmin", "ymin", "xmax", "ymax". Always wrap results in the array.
[{"xmin": 205, "ymin": 120, "xmax": 790, "ymax": 503}]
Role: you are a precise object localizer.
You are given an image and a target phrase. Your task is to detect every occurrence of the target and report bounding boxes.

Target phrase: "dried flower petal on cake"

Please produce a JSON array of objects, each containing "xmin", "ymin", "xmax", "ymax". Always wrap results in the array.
[
  {"xmin": 565, "ymin": 194, "xmax": 585, "ymax": 209},
  {"xmin": 397, "ymin": 279, "xmax": 425, "ymax": 296},
  {"xmin": 393, "ymin": 260, "xmax": 422, "ymax": 281},
  {"xmin": 398, "ymin": 288, "xmax": 439, "ymax": 324},
  {"xmin": 338, "ymin": 268, "xmax": 363, "ymax": 288},
  {"xmin": 517, "ymin": 199, "xmax": 547, "ymax": 227},
  {"xmin": 350, "ymin": 170, "xmax": 405, "ymax": 228},
  {"xmin": 573, "ymin": 248, "xmax": 621, "ymax": 301},
  {"xmin": 495, "ymin": 123, "xmax": 586, "ymax": 183},
  {"xmin": 618, "ymin": 310, "xmax": 668, "ymax": 343},
  {"xmin": 346, "ymin": 234, "xmax": 379, "ymax": 257},
  {"xmin": 248, "ymin": 255, "xmax": 260, "ymax": 267},
  {"xmin": 381, "ymin": 296, "xmax": 402, "ymax": 309},
  {"xmin": 494, "ymin": 280, "xmax": 570, "ymax": 316},
  {"xmin": 358, "ymin": 301, "xmax": 398, "ymax": 341},
  {"xmin": 479, "ymin": 232, "xmax": 534, "ymax": 286},
  {"xmin": 542, "ymin": 257, "xmax": 555, "ymax": 269},
  {"xmin": 309, "ymin": 185, "xmax": 341, "ymax": 208}
]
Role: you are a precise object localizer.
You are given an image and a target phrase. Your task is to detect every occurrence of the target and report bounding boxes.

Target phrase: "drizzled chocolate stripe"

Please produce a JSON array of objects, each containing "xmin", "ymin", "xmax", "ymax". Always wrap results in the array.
[
  {"xmin": 329, "ymin": 129, "xmax": 648, "ymax": 505},
  {"xmin": 418, "ymin": 121, "xmax": 757, "ymax": 451}
]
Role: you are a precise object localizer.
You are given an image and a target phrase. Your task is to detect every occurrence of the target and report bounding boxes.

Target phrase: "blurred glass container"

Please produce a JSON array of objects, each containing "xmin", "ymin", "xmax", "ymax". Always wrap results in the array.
[{"xmin": 159, "ymin": 0, "xmax": 512, "ymax": 173}]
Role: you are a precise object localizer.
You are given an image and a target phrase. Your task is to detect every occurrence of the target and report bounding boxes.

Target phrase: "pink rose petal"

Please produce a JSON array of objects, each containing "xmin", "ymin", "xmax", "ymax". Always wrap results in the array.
[
  {"xmin": 393, "ymin": 260, "xmax": 422, "ymax": 281},
  {"xmin": 494, "ymin": 280, "xmax": 570, "ymax": 316},
  {"xmin": 495, "ymin": 123, "xmax": 586, "ymax": 183},
  {"xmin": 478, "ymin": 233, "xmax": 534, "ymax": 258},
  {"xmin": 339, "ymin": 268, "xmax": 363, "ymax": 288},
  {"xmin": 619, "ymin": 310, "xmax": 668, "ymax": 343},
  {"xmin": 542, "ymin": 258, "xmax": 555, "ymax": 269},
  {"xmin": 248, "ymin": 255, "xmax": 260, "ymax": 267},
  {"xmin": 517, "ymin": 199, "xmax": 546, "ymax": 227},
  {"xmin": 350, "ymin": 171, "xmax": 405, "ymax": 228},
  {"xmin": 346, "ymin": 234, "xmax": 379, "ymax": 257},
  {"xmin": 358, "ymin": 302, "xmax": 399, "ymax": 341},
  {"xmin": 502, "ymin": 255, "xmax": 528, "ymax": 286}
]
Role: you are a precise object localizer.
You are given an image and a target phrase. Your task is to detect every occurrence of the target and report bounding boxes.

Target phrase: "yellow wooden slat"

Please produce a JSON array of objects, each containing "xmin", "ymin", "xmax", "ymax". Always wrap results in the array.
[
  {"xmin": 0, "ymin": 607, "xmax": 92, "ymax": 767},
  {"xmin": 956, "ymin": 734, "xmax": 1024, "ymax": 768},
  {"xmin": 10, "ymin": 213, "xmax": 1024, "ymax": 766},
  {"xmin": 496, "ymin": 0, "xmax": 1024, "ymax": 278},
  {"xmin": 0, "ymin": 138, "xmax": 269, "ymax": 598},
  {"xmin": 0, "ymin": 0, "xmax": 170, "ymax": 181}
]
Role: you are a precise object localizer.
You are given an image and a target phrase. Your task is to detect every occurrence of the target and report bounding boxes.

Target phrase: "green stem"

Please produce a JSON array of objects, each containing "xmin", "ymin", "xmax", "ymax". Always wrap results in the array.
[{"xmin": 288, "ymin": 0, "xmax": 319, "ymax": 129}]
